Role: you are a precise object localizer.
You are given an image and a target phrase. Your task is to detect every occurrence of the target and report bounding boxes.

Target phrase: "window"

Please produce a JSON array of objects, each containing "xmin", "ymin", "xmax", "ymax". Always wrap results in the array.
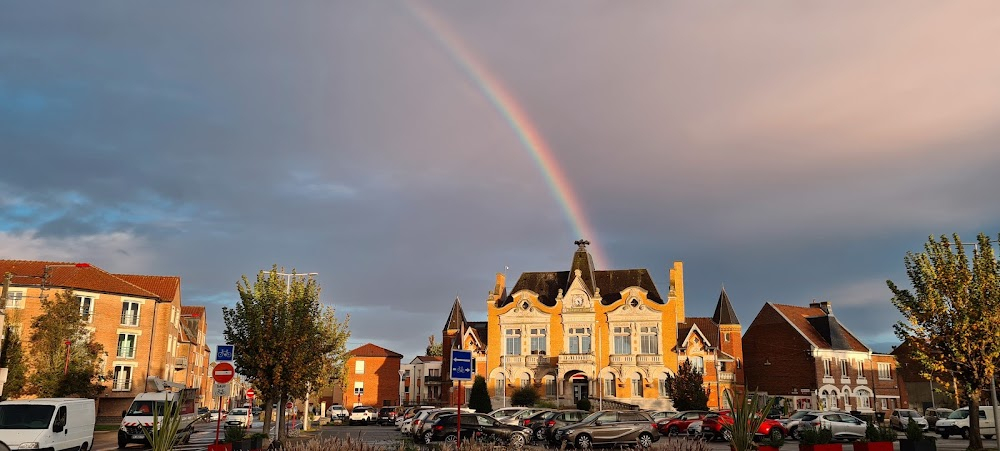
[
  {"xmin": 725, "ymin": 332, "xmax": 731, "ymax": 342},
  {"xmin": 856, "ymin": 390, "xmax": 872, "ymax": 409},
  {"xmin": 878, "ymin": 363, "xmax": 892, "ymax": 380},
  {"xmin": 568, "ymin": 327, "xmax": 591, "ymax": 354},
  {"xmin": 613, "ymin": 326, "xmax": 631, "ymax": 355},
  {"xmin": 520, "ymin": 373, "xmax": 531, "ymax": 389},
  {"xmin": 880, "ymin": 398, "xmax": 888, "ymax": 410},
  {"xmin": 823, "ymin": 359, "xmax": 832, "ymax": 377},
  {"xmin": 355, "ymin": 360, "xmax": 365, "ymax": 374},
  {"xmin": 640, "ymin": 326, "xmax": 658, "ymax": 354},
  {"xmin": 603, "ymin": 374, "xmax": 616, "ymax": 397},
  {"xmin": 117, "ymin": 334, "xmax": 137, "ymax": 359},
  {"xmin": 840, "ymin": 360, "xmax": 849, "ymax": 378},
  {"xmin": 428, "ymin": 368, "xmax": 440, "ymax": 377},
  {"xmin": 529, "ymin": 328, "xmax": 546, "ymax": 355},
  {"xmin": 77, "ymin": 296, "xmax": 94, "ymax": 322},
  {"xmin": 658, "ymin": 373, "xmax": 670, "ymax": 397},
  {"xmin": 121, "ymin": 301, "xmax": 140, "ymax": 326},
  {"xmin": 858, "ymin": 360, "xmax": 865, "ymax": 377},
  {"xmin": 505, "ymin": 328, "xmax": 521, "ymax": 355},
  {"xmin": 688, "ymin": 356, "xmax": 705, "ymax": 373},
  {"xmin": 496, "ymin": 374, "xmax": 505, "ymax": 393},
  {"xmin": 544, "ymin": 376, "xmax": 556, "ymax": 396},
  {"xmin": 4, "ymin": 290, "xmax": 23, "ymax": 308},
  {"xmin": 113, "ymin": 365, "xmax": 133, "ymax": 391},
  {"xmin": 631, "ymin": 372, "xmax": 644, "ymax": 397}
]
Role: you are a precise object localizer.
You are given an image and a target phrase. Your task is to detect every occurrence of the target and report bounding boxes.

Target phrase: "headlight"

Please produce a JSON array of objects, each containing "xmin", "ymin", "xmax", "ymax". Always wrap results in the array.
[{"xmin": 19, "ymin": 443, "xmax": 40, "ymax": 449}]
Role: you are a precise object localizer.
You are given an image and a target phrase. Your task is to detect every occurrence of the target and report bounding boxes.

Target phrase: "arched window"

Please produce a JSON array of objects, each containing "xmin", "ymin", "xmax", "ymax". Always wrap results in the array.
[
  {"xmin": 688, "ymin": 356, "xmax": 705, "ymax": 374},
  {"xmin": 856, "ymin": 389, "xmax": 872, "ymax": 409},
  {"xmin": 543, "ymin": 375, "xmax": 556, "ymax": 397},
  {"xmin": 521, "ymin": 372, "xmax": 532, "ymax": 389},
  {"xmin": 658, "ymin": 372, "xmax": 671, "ymax": 397},
  {"xmin": 603, "ymin": 373, "xmax": 616, "ymax": 397},
  {"xmin": 631, "ymin": 372, "xmax": 644, "ymax": 397},
  {"xmin": 826, "ymin": 390, "xmax": 839, "ymax": 411},
  {"xmin": 495, "ymin": 374, "xmax": 505, "ymax": 393}
]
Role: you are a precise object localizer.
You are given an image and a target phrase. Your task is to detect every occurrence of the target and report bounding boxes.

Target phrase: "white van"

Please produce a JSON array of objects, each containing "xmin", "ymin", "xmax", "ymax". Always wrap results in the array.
[
  {"xmin": 935, "ymin": 406, "xmax": 996, "ymax": 439},
  {"xmin": 0, "ymin": 398, "xmax": 95, "ymax": 451},
  {"xmin": 118, "ymin": 389, "xmax": 199, "ymax": 448}
]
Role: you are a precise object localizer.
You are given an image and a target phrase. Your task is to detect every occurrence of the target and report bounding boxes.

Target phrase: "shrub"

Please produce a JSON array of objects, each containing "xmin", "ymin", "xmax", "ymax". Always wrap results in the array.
[
  {"xmin": 510, "ymin": 386, "xmax": 539, "ymax": 406},
  {"xmin": 224, "ymin": 425, "xmax": 246, "ymax": 443},
  {"xmin": 800, "ymin": 427, "xmax": 834, "ymax": 445},
  {"xmin": 576, "ymin": 398, "xmax": 592, "ymax": 411},
  {"xmin": 863, "ymin": 422, "xmax": 897, "ymax": 442},
  {"xmin": 468, "ymin": 375, "xmax": 492, "ymax": 414},
  {"xmin": 904, "ymin": 417, "xmax": 931, "ymax": 441}
]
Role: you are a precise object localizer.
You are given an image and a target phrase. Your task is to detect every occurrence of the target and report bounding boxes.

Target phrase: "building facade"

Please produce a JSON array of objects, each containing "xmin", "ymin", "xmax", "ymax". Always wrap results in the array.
[
  {"xmin": 176, "ymin": 306, "xmax": 212, "ymax": 408},
  {"xmin": 400, "ymin": 356, "xmax": 442, "ymax": 406},
  {"xmin": 0, "ymin": 260, "xmax": 195, "ymax": 419},
  {"xmin": 743, "ymin": 301, "xmax": 907, "ymax": 414},
  {"xmin": 342, "ymin": 343, "xmax": 403, "ymax": 408}
]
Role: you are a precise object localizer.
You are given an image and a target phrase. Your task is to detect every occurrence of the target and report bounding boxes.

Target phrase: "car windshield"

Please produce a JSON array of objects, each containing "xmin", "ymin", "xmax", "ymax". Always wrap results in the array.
[
  {"xmin": 0, "ymin": 405, "xmax": 55, "ymax": 430},
  {"xmin": 579, "ymin": 411, "xmax": 605, "ymax": 424},
  {"xmin": 903, "ymin": 410, "xmax": 923, "ymax": 418},
  {"xmin": 352, "ymin": 407, "xmax": 368, "ymax": 412},
  {"xmin": 127, "ymin": 401, "xmax": 166, "ymax": 416},
  {"xmin": 949, "ymin": 410, "xmax": 970, "ymax": 419},
  {"xmin": 789, "ymin": 411, "xmax": 814, "ymax": 420},
  {"xmin": 231, "ymin": 409, "xmax": 248, "ymax": 415}
]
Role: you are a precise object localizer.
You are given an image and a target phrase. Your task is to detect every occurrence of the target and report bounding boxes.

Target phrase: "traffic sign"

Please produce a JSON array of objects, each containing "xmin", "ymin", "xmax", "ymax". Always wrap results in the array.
[
  {"xmin": 286, "ymin": 402, "xmax": 293, "ymax": 409},
  {"xmin": 450, "ymin": 349, "xmax": 473, "ymax": 381},
  {"xmin": 216, "ymin": 345, "xmax": 235, "ymax": 362},
  {"xmin": 213, "ymin": 382, "xmax": 231, "ymax": 398},
  {"xmin": 213, "ymin": 362, "xmax": 235, "ymax": 384},
  {"xmin": 246, "ymin": 388, "xmax": 255, "ymax": 399}
]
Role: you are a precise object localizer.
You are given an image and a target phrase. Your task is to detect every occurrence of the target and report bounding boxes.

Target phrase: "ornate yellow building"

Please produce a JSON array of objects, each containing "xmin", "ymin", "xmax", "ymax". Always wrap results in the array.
[{"xmin": 481, "ymin": 240, "xmax": 743, "ymax": 410}]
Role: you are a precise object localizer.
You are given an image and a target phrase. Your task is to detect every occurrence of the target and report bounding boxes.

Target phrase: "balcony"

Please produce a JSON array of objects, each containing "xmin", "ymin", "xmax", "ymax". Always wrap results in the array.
[
  {"xmin": 609, "ymin": 355, "xmax": 634, "ymax": 365},
  {"xmin": 525, "ymin": 354, "xmax": 553, "ymax": 368},
  {"xmin": 636, "ymin": 355, "xmax": 662, "ymax": 366},
  {"xmin": 116, "ymin": 347, "xmax": 136, "ymax": 360},
  {"xmin": 120, "ymin": 313, "xmax": 139, "ymax": 327},
  {"xmin": 501, "ymin": 356, "xmax": 524, "ymax": 367},
  {"xmin": 174, "ymin": 357, "xmax": 188, "ymax": 370},
  {"xmin": 558, "ymin": 354, "xmax": 595, "ymax": 365},
  {"xmin": 719, "ymin": 372, "xmax": 735, "ymax": 382},
  {"xmin": 113, "ymin": 379, "xmax": 132, "ymax": 392},
  {"xmin": 424, "ymin": 376, "xmax": 442, "ymax": 385}
]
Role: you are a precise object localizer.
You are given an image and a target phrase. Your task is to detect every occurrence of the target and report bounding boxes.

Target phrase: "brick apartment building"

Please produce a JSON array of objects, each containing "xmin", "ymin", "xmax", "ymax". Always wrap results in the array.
[
  {"xmin": 176, "ymin": 306, "xmax": 212, "ymax": 408},
  {"xmin": 342, "ymin": 343, "xmax": 403, "ymax": 408},
  {"xmin": 0, "ymin": 260, "xmax": 211, "ymax": 418},
  {"xmin": 743, "ymin": 301, "xmax": 907, "ymax": 414}
]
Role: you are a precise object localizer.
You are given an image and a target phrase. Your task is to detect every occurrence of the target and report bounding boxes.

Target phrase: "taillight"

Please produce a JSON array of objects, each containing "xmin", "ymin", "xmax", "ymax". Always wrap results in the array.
[
  {"xmin": 546, "ymin": 420, "xmax": 555, "ymax": 427},
  {"xmin": 433, "ymin": 425, "xmax": 443, "ymax": 432},
  {"xmin": 523, "ymin": 419, "xmax": 531, "ymax": 426},
  {"xmin": 651, "ymin": 423, "xmax": 656, "ymax": 429}
]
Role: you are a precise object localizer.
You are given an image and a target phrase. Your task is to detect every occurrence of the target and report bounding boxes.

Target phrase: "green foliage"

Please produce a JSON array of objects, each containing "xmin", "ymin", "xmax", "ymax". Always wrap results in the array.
[
  {"xmin": 759, "ymin": 433, "xmax": 784, "ymax": 447},
  {"xmin": 576, "ymin": 398, "xmax": 591, "ymax": 411},
  {"xmin": 0, "ymin": 315, "xmax": 27, "ymax": 399},
  {"xmin": 426, "ymin": 336, "xmax": 442, "ymax": 357},
  {"xmin": 25, "ymin": 289, "xmax": 107, "ymax": 398},
  {"xmin": 664, "ymin": 359, "xmax": 710, "ymax": 410},
  {"xmin": 723, "ymin": 391, "xmax": 777, "ymax": 451},
  {"xmin": 223, "ymin": 267, "xmax": 351, "ymax": 442},
  {"xmin": 863, "ymin": 422, "xmax": 897, "ymax": 442},
  {"xmin": 887, "ymin": 233, "xmax": 1000, "ymax": 450},
  {"xmin": 224, "ymin": 425, "xmax": 246, "ymax": 443},
  {"xmin": 510, "ymin": 386, "xmax": 539, "ymax": 406},
  {"xmin": 535, "ymin": 400, "xmax": 557, "ymax": 409},
  {"xmin": 799, "ymin": 427, "xmax": 834, "ymax": 445},
  {"xmin": 468, "ymin": 375, "xmax": 492, "ymax": 413},
  {"xmin": 903, "ymin": 416, "xmax": 930, "ymax": 442},
  {"xmin": 140, "ymin": 394, "xmax": 183, "ymax": 451}
]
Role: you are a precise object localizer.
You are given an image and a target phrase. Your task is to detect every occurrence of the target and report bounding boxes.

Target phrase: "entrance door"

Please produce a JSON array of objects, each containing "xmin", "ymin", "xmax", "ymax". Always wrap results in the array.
[{"xmin": 572, "ymin": 376, "xmax": 589, "ymax": 402}]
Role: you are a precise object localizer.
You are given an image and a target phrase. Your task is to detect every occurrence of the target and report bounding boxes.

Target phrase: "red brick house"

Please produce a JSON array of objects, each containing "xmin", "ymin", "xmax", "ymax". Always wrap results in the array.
[
  {"xmin": 342, "ymin": 343, "xmax": 403, "ymax": 408},
  {"xmin": 743, "ymin": 301, "xmax": 907, "ymax": 414}
]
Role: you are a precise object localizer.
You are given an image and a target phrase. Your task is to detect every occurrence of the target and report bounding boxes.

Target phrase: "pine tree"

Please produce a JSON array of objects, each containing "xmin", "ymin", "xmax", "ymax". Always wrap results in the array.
[
  {"xmin": 25, "ymin": 289, "xmax": 106, "ymax": 398},
  {"xmin": 664, "ymin": 359, "xmax": 709, "ymax": 410},
  {"xmin": 888, "ymin": 233, "xmax": 1000, "ymax": 451},
  {"xmin": 468, "ymin": 375, "xmax": 492, "ymax": 413}
]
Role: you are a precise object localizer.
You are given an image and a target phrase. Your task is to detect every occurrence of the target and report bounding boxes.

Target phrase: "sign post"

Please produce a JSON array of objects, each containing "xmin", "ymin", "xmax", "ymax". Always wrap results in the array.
[
  {"xmin": 451, "ymin": 349, "xmax": 473, "ymax": 451},
  {"xmin": 212, "ymin": 350, "xmax": 236, "ymax": 445}
]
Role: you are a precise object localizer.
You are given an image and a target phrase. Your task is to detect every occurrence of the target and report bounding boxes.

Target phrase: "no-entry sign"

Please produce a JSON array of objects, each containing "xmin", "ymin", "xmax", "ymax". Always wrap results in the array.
[
  {"xmin": 246, "ymin": 388, "xmax": 255, "ymax": 399},
  {"xmin": 213, "ymin": 362, "xmax": 235, "ymax": 384}
]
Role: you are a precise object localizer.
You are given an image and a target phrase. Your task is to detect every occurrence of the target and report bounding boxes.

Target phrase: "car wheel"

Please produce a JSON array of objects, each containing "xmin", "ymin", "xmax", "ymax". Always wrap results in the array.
[
  {"xmin": 667, "ymin": 426, "xmax": 680, "ymax": 437},
  {"xmin": 575, "ymin": 433, "xmax": 593, "ymax": 449},
  {"xmin": 117, "ymin": 432, "xmax": 128, "ymax": 449},
  {"xmin": 536, "ymin": 428, "xmax": 546, "ymax": 441},
  {"xmin": 769, "ymin": 428, "xmax": 784, "ymax": 442},
  {"xmin": 424, "ymin": 431, "xmax": 434, "ymax": 444},
  {"xmin": 80, "ymin": 441, "xmax": 89, "ymax": 451},
  {"xmin": 637, "ymin": 432, "xmax": 654, "ymax": 448},
  {"xmin": 509, "ymin": 433, "xmax": 526, "ymax": 448},
  {"xmin": 790, "ymin": 427, "xmax": 800, "ymax": 440},
  {"xmin": 444, "ymin": 433, "xmax": 458, "ymax": 444},
  {"xmin": 961, "ymin": 428, "xmax": 969, "ymax": 439}
]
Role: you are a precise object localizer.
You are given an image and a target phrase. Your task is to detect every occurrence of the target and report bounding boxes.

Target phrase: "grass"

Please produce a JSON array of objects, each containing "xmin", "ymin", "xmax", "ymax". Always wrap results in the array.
[{"xmin": 95, "ymin": 424, "xmax": 120, "ymax": 432}]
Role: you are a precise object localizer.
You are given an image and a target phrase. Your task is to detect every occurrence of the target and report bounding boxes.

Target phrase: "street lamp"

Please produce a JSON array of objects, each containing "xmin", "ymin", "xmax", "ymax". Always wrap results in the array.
[{"xmin": 398, "ymin": 369, "xmax": 405, "ymax": 407}]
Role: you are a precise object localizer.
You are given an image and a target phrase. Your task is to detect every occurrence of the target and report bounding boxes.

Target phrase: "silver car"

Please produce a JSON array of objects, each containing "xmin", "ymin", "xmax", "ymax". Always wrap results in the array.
[
  {"xmin": 798, "ymin": 412, "xmax": 868, "ymax": 441},
  {"xmin": 781, "ymin": 410, "xmax": 823, "ymax": 440},
  {"xmin": 890, "ymin": 409, "xmax": 929, "ymax": 431}
]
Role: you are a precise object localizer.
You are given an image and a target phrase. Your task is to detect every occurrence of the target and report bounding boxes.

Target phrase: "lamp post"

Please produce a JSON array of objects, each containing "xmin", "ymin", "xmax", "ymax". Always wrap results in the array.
[{"xmin": 398, "ymin": 369, "xmax": 405, "ymax": 406}]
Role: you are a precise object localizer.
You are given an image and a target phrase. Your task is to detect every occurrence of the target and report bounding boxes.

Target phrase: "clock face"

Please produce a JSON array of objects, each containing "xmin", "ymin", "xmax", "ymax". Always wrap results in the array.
[{"xmin": 573, "ymin": 296, "xmax": 583, "ymax": 307}]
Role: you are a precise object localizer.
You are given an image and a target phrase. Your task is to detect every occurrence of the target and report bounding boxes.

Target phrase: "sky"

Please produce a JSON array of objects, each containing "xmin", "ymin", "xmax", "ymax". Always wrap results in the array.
[{"xmin": 3, "ymin": 1, "xmax": 1000, "ymax": 362}]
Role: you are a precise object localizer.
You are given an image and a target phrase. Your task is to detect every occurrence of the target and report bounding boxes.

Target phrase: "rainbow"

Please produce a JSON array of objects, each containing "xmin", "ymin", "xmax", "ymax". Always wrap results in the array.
[{"xmin": 405, "ymin": 1, "xmax": 609, "ymax": 269}]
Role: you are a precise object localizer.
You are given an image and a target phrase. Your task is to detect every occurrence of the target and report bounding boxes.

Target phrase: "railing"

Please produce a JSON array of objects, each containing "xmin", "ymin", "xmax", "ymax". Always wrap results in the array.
[
  {"xmin": 558, "ymin": 354, "xmax": 594, "ymax": 365},
  {"xmin": 121, "ymin": 313, "xmax": 139, "ymax": 326},
  {"xmin": 525, "ymin": 355, "xmax": 553, "ymax": 367},
  {"xmin": 719, "ymin": 372, "xmax": 735, "ymax": 382},
  {"xmin": 502, "ymin": 356, "xmax": 525, "ymax": 367},
  {"xmin": 636, "ymin": 355, "xmax": 662, "ymax": 366},
  {"xmin": 113, "ymin": 379, "xmax": 132, "ymax": 391},
  {"xmin": 590, "ymin": 397, "xmax": 639, "ymax": 410},
  {"xmin": 117, "ymin": 346, "xmax": 136, "ymax": 359},
  {"xmin": 610, "ymin": 355, "xmax": 634, "ymax": 365},
  {"xmin": 424, "ymin": 376, "xmax": 442, "ymax": 384}
]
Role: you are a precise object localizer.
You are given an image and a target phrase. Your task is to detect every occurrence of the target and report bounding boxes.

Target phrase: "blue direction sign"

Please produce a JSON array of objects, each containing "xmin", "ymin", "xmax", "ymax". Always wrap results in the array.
[
  {"xmin": 450, "ymin": 349, "xmax": 473, "ymax": 381},
  {"xmin": 216, "ymin": 345, "xmax": 235, "ymax": 362}
]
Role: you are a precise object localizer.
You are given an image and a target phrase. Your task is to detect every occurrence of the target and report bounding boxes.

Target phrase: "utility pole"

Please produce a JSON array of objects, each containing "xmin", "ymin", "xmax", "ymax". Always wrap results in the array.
[{"xmin": 0, "ymin": 273, "xmax": 11, "ymax": 397}]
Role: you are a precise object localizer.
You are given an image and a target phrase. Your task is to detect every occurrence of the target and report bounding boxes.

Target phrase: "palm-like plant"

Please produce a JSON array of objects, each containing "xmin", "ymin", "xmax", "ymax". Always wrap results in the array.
[
  {"xmin": 723, "ymin": 390, "xmax": 777, "ymax": 451},
  {"xmin": 140, "ymin": 394, "xmax": 182, "ymax": 451}
]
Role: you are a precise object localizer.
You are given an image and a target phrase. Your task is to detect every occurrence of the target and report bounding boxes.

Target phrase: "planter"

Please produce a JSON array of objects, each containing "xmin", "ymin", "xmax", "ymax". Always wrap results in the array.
[
  {"xmin": 799, "ymin": 444, "xmax": 844, "ymax": 451},
  {"xmin": 759, "ymin": 446, "xmax": 781, "ymax": 451},
  {"xmin": 207, "ymin": 444, "xmax": 233, "ymax": 451},
  {"xmin": 899, "ymin": 439, "xmax": 937, "ymax": 451},
  {"xmin": 250, "ymin": 436, "xmax": 264, "ymax": 451},
  {"xmin": 852, "ymin": 442, "xmax": 893, "ymax": 451}
]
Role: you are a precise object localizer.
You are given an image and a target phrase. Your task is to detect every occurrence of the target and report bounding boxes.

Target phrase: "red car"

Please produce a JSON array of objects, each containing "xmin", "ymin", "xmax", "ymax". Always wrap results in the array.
[
  {"xmin": 656, "ymin": 410, "xmax": 713, "ymax": 436},
  {"xmin": 701, "ymin": 411, "xmax": 787, "ymax": 442}
]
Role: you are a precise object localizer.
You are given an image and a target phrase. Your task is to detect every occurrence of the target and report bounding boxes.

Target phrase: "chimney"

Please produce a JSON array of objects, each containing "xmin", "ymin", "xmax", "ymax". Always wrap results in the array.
[{"xmin": 809, "ymin": 300, "xmax": 832, "ymax": 315}]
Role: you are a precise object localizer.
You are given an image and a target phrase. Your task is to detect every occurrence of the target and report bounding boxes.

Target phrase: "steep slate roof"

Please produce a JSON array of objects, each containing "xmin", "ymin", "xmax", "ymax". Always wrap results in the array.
[
  {"xmin": 0, "ymin": 260, "xmax": 161, "ymax": 299},
  {"xmin": 350, "ymin": 343, "xmax": 403, "ymax": 359},
  {"xmin": 115, "ymin": 274, "xmax": 181, "ymax": 302},
  {"xmin": 712, "ymin": 288, "xmax": 740, "ymax": 325},
  {"xmin": 502, "ymin": 269, "xmax": 664, "ymax": 307},
  {"xmin": 569, "ymin": 240, "xmax": 598, "ymax": 295},
  {"xmin": 678, "ymin": 317, "xmax": 720, "ymax": 347},
  {"xmin": 443, "ymin": 297, "xmax": 467, "ymax": 332},
  {"xmin": 770, "ymin": 303, "xmax": 870, "ymax": 352},
  {"xmin": 468, "ymin": 321, "xmax": 488, "ymax": 347},
  {"xmin": 181, "ymin": 306, "xmax": 206, "ymax": 318}
]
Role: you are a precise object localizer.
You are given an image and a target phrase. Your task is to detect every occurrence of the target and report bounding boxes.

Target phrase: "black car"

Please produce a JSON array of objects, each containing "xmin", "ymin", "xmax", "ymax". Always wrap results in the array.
[
  {"xmin": 537, "ymin": 409, "xmax": 588, "ymax": 444},
  {"xmin": 378, "ymin": 406, "xmax": 398, "ymax": 425},
  {"xmin": 424, "ymin": 413, "xmax": 530, "ymax": 448}
]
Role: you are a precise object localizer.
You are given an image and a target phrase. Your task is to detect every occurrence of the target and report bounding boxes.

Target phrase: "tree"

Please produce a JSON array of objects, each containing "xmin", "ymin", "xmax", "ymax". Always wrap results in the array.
[
  {"xmin": 223, "ymin": 267, "xmax": 350, "ymax": 443},
  {"xmin": 510, "ymin": 385, "xmax": 539, "ymax": 407},
  {"xmin": 426, "ymin": 335, "xmax": 442, "ymax": 357},
  {"xmin": 468, "ymin": 375, "xmax": 492, "ymax": 413},
  {"xmin": 0, "ymin": 311, "xmax": 27, "ymax": 399},
  {"xmin": 888, "ymin": 233, "xmax": 1000, "ymax": 451},
  {"xmin": 664, "ymin": 359, "xmax": 710, "ymax": 410},
  {"xmin": 25, "ymin": 289, "xmax": 106, "ymax": 398}
]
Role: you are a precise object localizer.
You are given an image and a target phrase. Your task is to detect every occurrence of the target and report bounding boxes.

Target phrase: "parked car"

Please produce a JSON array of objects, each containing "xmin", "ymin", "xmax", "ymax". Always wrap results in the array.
[
  {"xmin": 556, "ymin": 410, "xmax": 659, "ymax": 448},
  {"xmin": 377, "ymin": 406, "xmax": 398, "ymax": 425},
  {"xmin": 225, "ymin": 407, "xmax": 253, "ymax": 428},
  {"xmin": 349, "ymin": 406, "xmax": 377, "ymax": 425},
  {"xmin": 656, "ymin": 410, "xmax": 712, "ymax": 436},
  {"xmin": 516, "ymin": 408, "xmax": 556, "ymax": 429},
  {"xmin": 327, "ymin": 404, "xmax": 349, "ymax": 421},
  {"xmin": 209, "ymin": 409, "xmax": 227, "ymax": 422},
  {"xmin": 890, "ymin": 409, "xmax": 929, "ymax": 431},
  {"xmin": 424, "ymin": 413, "xmax": 530, "ymax": 448},
  {"xmin": 780, "ymin": 410, "xmax": 824, "ymax": 440},
  {"xmin": 686, "ymin": 420, "xmax": 704, "ymax": 437},
  {"xmin": 925, "ymin": 408, "xmax": 954, "ymax": 428},
  {"xmin": 499, "ymin": 408, "xmax": 549, "ymax": 426},
  {"xmin": 701, "ymin": 411, "xmax": 787, "ymax": 442},
  {"xmin": 414, "ymin": 408, "xmax": 475, "ymax": 441},
  {"xmin": 488, "ymin": 407, "xmax": 527, "ymax": 420},
  {"xmin": 198, "ymin": 407, "xmax": 210, "ymax": 415},
  {"xmin": 650, "ymin": 410, "xmax": 679, "ymax": 421},
  {"xmin": 936, "ymin": 406, "xmax": 996, "ymax": 439},
  {"xmin": 797, "ymin": 411, "xmax": 868, "ymax": 441},
  {"xmin": 536, "ymin": 409, "xmax": 588, "ymax": 444}
]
